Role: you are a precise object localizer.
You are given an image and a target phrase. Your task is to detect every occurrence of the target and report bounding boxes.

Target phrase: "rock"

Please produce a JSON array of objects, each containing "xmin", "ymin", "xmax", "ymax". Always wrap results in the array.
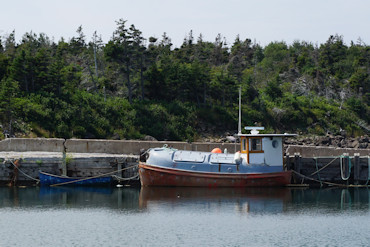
[
  {"xmin": 84, "ymin": 132, "xmax": 96, "ymax": 139},
  {"xmin": 350, "ymin": 140, "xmax": 359, "ymax": 148},
  {"xmin": 335, "ymin": 135, "xmax": 344, "ymax": 141},
  {"xmin": 359, "ymin": 143, "xmax": 368, "ymax": 149},
  {"xmin": 111, "ymin": 133, "xmax": 120, "ymax": 140},
  {"xmin": 283, "ymin": 133, "xmax": 369, "ymax": 149},
  {"xmin": 226, "ymin": 136, "xmax": 236, "ymax": 143},
  {"xmin": 331, "ymin": 139, "xmax": 339, "ymax": 147},
  {"xmin": 144, "ymin": 135, "xmax": 157, "ymax": 141},
  {"xmin": 321, "ymin": 136, "xmax": 331, "ymax": 145},
  {"xmin": 359, "ymin": 136, "xmax": 369, "ymax": 143}
]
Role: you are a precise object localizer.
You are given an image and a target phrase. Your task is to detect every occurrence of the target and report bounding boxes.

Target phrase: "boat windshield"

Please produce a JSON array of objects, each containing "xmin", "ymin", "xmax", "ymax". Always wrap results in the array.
[{"xmin": 250, "ymin": 138, "xmax": 262, "ymax": 151}]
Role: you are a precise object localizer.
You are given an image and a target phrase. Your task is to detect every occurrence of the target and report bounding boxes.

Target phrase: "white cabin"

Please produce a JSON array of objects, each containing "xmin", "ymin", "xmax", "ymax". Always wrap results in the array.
[{"xmin": 238, "ymin": 127, "xmax": 296, "ymax": 167}]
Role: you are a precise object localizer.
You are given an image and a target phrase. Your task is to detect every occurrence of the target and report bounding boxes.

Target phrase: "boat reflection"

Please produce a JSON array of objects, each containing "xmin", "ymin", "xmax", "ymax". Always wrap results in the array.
[
  {"xmin": 139, "ymin": 187, "xmax": 292, "ymax": 214},
  {"xmin": 0, "ymin": 186, "xmax": 140, "ymax": 210},
  {"xmin": 0, "ymin": 186, "xmax": 368, "ymax": 213}
]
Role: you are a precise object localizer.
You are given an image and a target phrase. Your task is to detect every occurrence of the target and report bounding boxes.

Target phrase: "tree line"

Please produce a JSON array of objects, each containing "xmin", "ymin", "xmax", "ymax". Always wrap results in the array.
[{"xmin": 0, "ymin": 19, "xmax": 369, "ymax": 140}]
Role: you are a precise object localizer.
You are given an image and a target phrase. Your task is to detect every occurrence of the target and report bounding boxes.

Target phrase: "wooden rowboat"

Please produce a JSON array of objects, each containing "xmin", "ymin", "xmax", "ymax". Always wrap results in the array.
[{"xmin": 39, "ymin": 171, "xmax": 112, "ymax": 186}]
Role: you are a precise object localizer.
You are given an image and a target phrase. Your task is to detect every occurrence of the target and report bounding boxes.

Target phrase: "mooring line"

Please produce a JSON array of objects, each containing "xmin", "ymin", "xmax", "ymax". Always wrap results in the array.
[
  {"xmin": 291, "ymin": 170, "xmax": 369, "ymax": 188},
  {"xmin": 111, "ymin": 174, "xmax": 140, "ymax": 181},
  {"xmin": 7, "ymin": 159, "xmax": 40, "ymax": 183},
  {"xmin": 340, "ymin": 155, "xmax": 351, "ymax": 181},
  {"xmin": 310, "ymin": 156, "xmax": 339, "ymax": 176}
]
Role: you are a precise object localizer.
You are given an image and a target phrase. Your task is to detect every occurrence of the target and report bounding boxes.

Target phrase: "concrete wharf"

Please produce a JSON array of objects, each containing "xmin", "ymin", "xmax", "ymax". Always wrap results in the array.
[
  {"xmin": 0, "ymin": 138, "xmax": 369, "ymax": 187},
  {"xmin": 0, "ymin": 138, "xmax": 239, "ymax": 186}
]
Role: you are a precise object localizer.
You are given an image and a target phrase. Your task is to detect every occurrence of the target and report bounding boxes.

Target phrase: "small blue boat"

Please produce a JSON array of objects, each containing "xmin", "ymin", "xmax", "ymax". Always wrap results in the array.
[{"xmin": 39, "ymin": 171, "xmax": 113, "ymax": 186}]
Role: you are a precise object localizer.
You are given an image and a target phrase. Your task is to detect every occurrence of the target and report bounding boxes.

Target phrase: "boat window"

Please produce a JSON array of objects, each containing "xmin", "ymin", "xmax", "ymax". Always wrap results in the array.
[
  {"xmin": 272, "ymin": 140, "xmax": 278, "ymax": 148},
  {"xmin": 250, "ymin": 138, "xmax": 262, "ymax": 151},
  {"xmin": 242, "ymin": 138, "xmax": 247, "ymax": 151}
]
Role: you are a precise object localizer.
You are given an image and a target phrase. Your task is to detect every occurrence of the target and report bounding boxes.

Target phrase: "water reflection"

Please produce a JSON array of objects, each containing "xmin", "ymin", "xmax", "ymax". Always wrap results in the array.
[
  {"xmin": 289, "ymin": 187, "xmax": 370, "ymax": 212},
  {"xmin": 0, "ymin": 186, "xmax": 368, "ymax": 213},
  {"xmin": 139, "ymin": 187, "xmax": 370, "ymax": 213},
  {"xmin": 139, "ymin": 187, "xmax": 292, "ymax": 214},
  {"xmin": 0, "ymin": 186, "xmax": 140, "ymax": 210}
]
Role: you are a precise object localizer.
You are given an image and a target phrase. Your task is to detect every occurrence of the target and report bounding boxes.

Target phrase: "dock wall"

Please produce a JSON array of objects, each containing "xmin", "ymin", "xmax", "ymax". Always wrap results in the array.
[
  {"xmin": 1, "ymin": 138, "xmax": 369, "ymax": 186},
  {"xmin": 1, "ymin": 138, "xmax": 369, "ymax": 156},
  {"xmin": 0, "ymin": 138, "xmax": 65, "ymax": 152},
  {"xmin": 286, "ymin": 154, "xmax": 369, "ymax": 186},
  {"xmin": 286, "ymin": 145, "xmax": 370, "ymax": 158},
  {"xmin": 0, "ymin": 138, "xmax": 240, "ymax": 154},
  {"xmin": 0, "ymin": 138, "xmax": 239, "ymax": 186}
]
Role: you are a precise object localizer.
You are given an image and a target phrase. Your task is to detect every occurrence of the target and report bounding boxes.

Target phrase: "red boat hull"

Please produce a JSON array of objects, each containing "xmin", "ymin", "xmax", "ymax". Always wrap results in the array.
[{"xmin": 139, "ymin": 163, "xmax": 292, "ymax": 187}]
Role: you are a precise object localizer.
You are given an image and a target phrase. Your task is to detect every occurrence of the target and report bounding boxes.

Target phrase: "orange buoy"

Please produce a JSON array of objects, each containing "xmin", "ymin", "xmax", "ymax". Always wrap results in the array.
[{"xmin": 211, "ymin": 148, "xmax": 222, "ymax": 153}]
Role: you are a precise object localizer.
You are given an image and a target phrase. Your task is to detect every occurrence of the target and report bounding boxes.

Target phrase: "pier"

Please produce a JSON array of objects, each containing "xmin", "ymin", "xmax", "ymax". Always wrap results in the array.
[
  {"xmin": 0, "ymin": 138, "xmax": 239, "ymax": 186},
  {"xmin": 0, "ymin": 138, "xmax": 369, "ymax": 187}
]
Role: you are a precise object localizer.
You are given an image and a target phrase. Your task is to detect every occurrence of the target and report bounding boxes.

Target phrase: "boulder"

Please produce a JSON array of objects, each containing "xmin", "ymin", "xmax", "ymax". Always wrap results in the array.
[
  {"xmin": 144, "ymin": 135, "xmax": 157, "ymax": 141},
  {"xmin": 226, "ymin": 136, "xmax": 236, "ymax": 143}
]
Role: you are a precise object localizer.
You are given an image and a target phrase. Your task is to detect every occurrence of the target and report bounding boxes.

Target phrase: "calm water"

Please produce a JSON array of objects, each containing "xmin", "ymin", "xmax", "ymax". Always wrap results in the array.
[{"xmin": 0, "ymin": 186, "xmax": 369, "ymax": 247}]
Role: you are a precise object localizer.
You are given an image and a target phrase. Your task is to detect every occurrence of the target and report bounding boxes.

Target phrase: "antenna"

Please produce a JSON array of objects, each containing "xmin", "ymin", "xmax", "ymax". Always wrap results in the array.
[{"xmin": 238, "ymin": 86, "xmax": 241, "ymax": 134}]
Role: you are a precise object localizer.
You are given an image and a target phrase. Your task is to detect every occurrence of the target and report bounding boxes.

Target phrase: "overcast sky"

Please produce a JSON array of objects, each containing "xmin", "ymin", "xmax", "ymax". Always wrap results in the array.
[{"xmin": 1, "ymin": 0, "xmax": 369, "ymax": 48}]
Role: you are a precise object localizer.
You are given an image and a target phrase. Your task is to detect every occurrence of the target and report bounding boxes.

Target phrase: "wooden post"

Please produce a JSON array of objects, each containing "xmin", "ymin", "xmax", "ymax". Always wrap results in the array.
[
  {"xmin": 354, "ymin": 153, "xmax": 360, "ymax": 185},
  {"xmin": 62, "ymin": 150, "xmax": 67, "ymax": 176},
  {"xmin": 286, "ymin": 153, "xmax": 291, "ymax": 170},
  {"xmin": 117, "ymin": 158, "xmax": 122, "ymax": 178},
  {"xmin": 62, "ymin": 140, "xmax": 67, "ymax": 176},
  {"xmin": 293, "ymin": 153, "xmax": 301, "ymax": 184},
  {"xmin": 294, "ymin": 153, "xmax": 301, "ymax": 174}
]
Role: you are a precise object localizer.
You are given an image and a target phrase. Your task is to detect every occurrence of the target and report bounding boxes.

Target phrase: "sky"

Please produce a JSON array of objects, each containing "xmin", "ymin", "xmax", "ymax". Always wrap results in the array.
[{"xmin": 1, "ymin": 0, "xmax": 369, "ymax": 48}]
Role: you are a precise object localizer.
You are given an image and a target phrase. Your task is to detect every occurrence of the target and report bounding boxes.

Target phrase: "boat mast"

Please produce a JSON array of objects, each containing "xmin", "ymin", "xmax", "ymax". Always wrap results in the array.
[{"xmin": 238, "ymin": 86, "xmax": 242, "ymax": 135}]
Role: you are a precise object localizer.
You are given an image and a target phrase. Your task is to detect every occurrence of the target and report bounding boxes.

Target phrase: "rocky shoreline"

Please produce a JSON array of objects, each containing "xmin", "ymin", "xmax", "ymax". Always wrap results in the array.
[
  {"xmin": 284, "ymin": 134, "xmax": 369, "ymax": 149},
  {"xmin": 196, "ymin": 133, "xmax": 369, "ymax": 150}
]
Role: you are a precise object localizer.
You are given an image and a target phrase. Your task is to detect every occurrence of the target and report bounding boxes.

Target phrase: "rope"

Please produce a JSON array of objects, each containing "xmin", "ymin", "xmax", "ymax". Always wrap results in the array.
[
  {"xmin": 8, "ymin": 159, "xmax": 40, "ymax": 182},
  {"xmin": 340, "ymin": 155, "xmax": 351, "ymax": 181},
  {"xmin": 291, "ymin": 170, "xmax": 369, "ymax": 188},
  {"xmin": 310, "ymin": 156, "xmax": 339, "ymax": 176},
  {"xmin": 111, "ymin": 174, "xmax": 139, "ymax": 181},
  {"xmin": 50, "ymin": 164, "xmax": 138, "ymax": 187},
  {"xmin": 292, "ymin": 170, "xmax": 346, "ymax": 187}
]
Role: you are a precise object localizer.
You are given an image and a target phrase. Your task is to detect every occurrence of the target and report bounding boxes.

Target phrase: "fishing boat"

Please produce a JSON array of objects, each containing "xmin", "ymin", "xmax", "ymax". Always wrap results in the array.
[
  {"xmin": 139, "ymin": 127, "xmax": 296, "ymax": 187},
  {"xmin": 39, "ymin": 171, "xmax": 113, "ymax": 186}
]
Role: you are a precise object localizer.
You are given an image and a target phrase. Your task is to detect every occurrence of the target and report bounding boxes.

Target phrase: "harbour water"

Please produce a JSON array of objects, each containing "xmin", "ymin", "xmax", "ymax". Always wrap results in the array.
[{"xmin": 0, "ymin": 186, "xmax": 369, "ymax": 247}]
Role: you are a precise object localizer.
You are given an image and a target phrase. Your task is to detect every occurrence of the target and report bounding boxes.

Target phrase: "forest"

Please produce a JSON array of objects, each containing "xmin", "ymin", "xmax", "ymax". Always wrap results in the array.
[{"xmin": 0, "ymin": 19, "xmax": 369, "ymax": 141}]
